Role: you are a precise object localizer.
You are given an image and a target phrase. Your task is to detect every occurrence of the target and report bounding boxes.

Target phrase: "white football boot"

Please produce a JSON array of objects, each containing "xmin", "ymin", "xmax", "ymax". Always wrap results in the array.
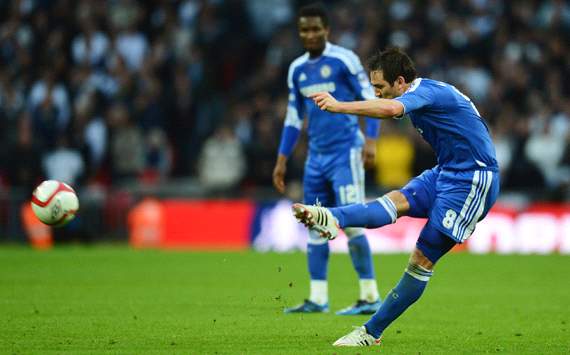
[
  {"xmin": 332, "ymin": 326, "xmax": 381, "ymax": 347},
  {"xmin": 291, "ymin": 203, "xmax": 339, "ymax": 240}
]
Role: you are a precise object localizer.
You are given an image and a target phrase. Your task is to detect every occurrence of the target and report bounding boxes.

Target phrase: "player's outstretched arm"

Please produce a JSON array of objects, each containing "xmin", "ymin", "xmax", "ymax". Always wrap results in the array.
[{"xmin": 310, "ymin": 92, "xmax": 403, "ymax": 119}]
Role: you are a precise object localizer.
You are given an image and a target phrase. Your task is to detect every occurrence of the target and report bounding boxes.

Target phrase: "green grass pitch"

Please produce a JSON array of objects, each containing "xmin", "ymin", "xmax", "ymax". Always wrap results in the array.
[{"xmin": 1, "ymin": 246, "xmax": 569, "ymax": 354}]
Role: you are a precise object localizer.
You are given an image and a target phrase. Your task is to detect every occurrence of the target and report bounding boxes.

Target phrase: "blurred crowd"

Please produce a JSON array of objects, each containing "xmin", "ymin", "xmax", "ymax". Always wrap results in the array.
[{"xmin": 0, "ymin": 0, "xmax": 569, "ymax": 201}]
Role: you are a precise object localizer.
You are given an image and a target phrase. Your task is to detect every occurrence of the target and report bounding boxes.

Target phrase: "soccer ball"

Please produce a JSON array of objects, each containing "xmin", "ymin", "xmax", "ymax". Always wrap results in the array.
[{"xmin": 31, "ymin": 180, "xmax": 79, "ymax": 227}]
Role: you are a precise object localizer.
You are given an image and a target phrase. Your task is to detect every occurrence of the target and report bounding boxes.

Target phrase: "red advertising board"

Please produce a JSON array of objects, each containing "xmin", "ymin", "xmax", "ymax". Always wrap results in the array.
[{"xmin": 159, "ymin": 200, "xmax": 255, "ymax": 250}]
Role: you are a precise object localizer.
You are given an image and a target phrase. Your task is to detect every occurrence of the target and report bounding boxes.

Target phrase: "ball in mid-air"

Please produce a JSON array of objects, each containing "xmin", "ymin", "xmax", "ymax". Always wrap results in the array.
[{"xmin": 31, "ymin": 180, "xmax": 79, "ymax": 227}]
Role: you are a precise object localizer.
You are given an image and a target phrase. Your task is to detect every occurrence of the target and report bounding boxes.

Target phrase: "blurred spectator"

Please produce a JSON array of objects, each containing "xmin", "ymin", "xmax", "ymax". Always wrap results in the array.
[
  {"xmin": 107, "ymin": 103, "xmax": 145, "ymax": 181},
  {"xmin": 42, "ymin": 136, "xmax": 85, "ymax": 187},
  {"xmin": 245, "ymin": 113, "xmax": 280, "ymax": 187},
  {"xmin": 0, "ymin": 70, "xmax": 26, "ymax": 145},
  {"xmin": 73, "ymin": 93, "xmax": 107, "ymax": 176},
  {"xmin": 525, "ymin": 116, "xmax": 567, "ymax": 188},
  {"xmin": 230, "ymin": 102, "xmax": 254, "ymax": 146},
  {"xmin": 29, "ymin": 71, "xmax": 70, "ymax": 149},
  {"xmin": 197, "ymin": 123, "xmax": 245, "ymax": 192},
  {"xmin": 502, "ymin": 115, "xmax": 545, "ymax": 192},
  {"xmin": 5, "ymin": 118, "xmax": 42, "ymax": 191},
  {"xmin": 71, "ymin": 16, "xmax": 110, "ymax": 68},
  {"xmin": 246, "ymin": 0, "xmax": 293, "ymax": 40},
  {"xmin": 165, "ymin": 64, "xmax": 198, "ymax": 176},
  {"xmin": 110, "ymin": 0, "xmax": 148, "ymax": 72},
  {"xmin": 535, "ymin": 0, "xmax": 570, "ymax": 29},
  {"xmin": 134, "ymin": 76, "xmax": 165, "ymax": 131},
  {"xmin": 143, "ymin": 128, "xmax": 172, "ymax": 183}
]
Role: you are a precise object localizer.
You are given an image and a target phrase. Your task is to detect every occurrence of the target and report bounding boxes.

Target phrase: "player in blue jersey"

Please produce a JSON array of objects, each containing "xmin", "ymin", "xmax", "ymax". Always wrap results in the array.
[
  {"xmin": 272, "ymin": 4, "xmax": 382, "ymax": 315},
  {"xmin": 292, "ymin": 47, "xmax": 500, "ymax": 346}
]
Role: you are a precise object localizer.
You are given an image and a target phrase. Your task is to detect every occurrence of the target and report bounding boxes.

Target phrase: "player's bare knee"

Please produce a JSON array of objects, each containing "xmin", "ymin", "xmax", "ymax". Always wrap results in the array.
[
  {"xmin": 404, "ymin": 248, "xmax": 435, "ymax": 282},
  {"xmin": 409, "ymin": 248, "xmax": 434, "ymax": 270},
  {"xmin": 385, "ymin": 190, "xmax": 410, "ymax": 217}
]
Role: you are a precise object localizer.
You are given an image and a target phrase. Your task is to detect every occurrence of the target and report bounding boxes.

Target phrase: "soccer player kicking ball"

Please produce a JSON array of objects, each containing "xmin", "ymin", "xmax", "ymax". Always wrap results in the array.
[{"xmin": 293, "ymin": 47, "xmax": 500, "ymax": 346}]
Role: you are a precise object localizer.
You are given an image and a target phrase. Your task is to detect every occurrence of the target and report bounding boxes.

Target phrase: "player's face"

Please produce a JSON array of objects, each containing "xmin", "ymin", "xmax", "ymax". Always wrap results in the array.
[
  {"xmin": 298, "ymin": 16, "xmax": 328, "ymax": 55},
  {"xmin": 370, "ymin": 70, "xmax": 406, "ymax": 99}
]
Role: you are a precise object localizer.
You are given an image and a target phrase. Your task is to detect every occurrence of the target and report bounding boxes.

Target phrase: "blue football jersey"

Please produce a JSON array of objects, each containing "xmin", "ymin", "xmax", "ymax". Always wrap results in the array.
[
  {"xmin": 283, "ymin": 42, "xmax": 377, "ymax": 154},
  {"xmin": 395, "ymin": 78, "xmax": 498, "ymax": 172}
]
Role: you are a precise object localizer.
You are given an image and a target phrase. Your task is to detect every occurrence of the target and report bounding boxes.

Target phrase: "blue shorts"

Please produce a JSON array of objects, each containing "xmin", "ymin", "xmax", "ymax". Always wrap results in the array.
[
  {"xmin": 303, "ymin": 147, "xmax": 365, "ymax": 207},
  {"xmin": 401, "ymin": 166, "xmax": 500, "ymax": 243}
]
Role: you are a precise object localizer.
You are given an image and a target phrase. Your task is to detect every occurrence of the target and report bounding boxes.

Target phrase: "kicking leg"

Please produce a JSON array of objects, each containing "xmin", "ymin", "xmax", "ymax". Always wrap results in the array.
[
  {"xmin": 364, "ymin": 223, "xmax": 456, "ymax": 337},
  {"xmin": 294, "ymin": 166, "xmax": 439, "ymax": 235},
  {"xmin": 333, "ymin": 222, "xmax": 456, "ymax": 346},
  {"xmin": 292, "ymin": 190, "xmax": 409, "ymax": 239},
  {"xmin": 330, "ymin": 190, "xmax": 409, "ymax": 228}
]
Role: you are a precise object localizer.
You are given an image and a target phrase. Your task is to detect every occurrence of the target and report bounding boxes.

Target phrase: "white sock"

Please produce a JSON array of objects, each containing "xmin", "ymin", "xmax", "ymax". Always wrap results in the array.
[
  {"xmin": 309, "ymin": 280, "xmax": 328, "ymax": 305},
  {"xmin": 359, "ymin": 279, "xmax": 380, "ymax": 302}
]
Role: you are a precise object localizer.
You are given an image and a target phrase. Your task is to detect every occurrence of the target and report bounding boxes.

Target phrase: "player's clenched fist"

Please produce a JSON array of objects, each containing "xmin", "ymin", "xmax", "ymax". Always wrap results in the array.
[{"xmin": 310, "ymin": 92, "xmax": 341, "ymax": 113}]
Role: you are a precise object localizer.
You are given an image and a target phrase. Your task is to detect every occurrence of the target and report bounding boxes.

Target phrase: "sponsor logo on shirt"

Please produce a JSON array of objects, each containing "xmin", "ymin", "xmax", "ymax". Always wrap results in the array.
[{"xmin": 300, "ymin": 82, "xmax": 336, "ymax": 97}]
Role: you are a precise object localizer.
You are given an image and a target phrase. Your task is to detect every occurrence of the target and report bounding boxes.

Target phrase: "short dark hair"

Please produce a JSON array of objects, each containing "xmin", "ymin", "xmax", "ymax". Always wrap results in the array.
[
  {"xmin": 367, "ymin": 47, "xmax": 417, "ymax": 84},
  {"xmin": 298, "ymin": 3, "xmax": 329, "ymax": 27}
]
